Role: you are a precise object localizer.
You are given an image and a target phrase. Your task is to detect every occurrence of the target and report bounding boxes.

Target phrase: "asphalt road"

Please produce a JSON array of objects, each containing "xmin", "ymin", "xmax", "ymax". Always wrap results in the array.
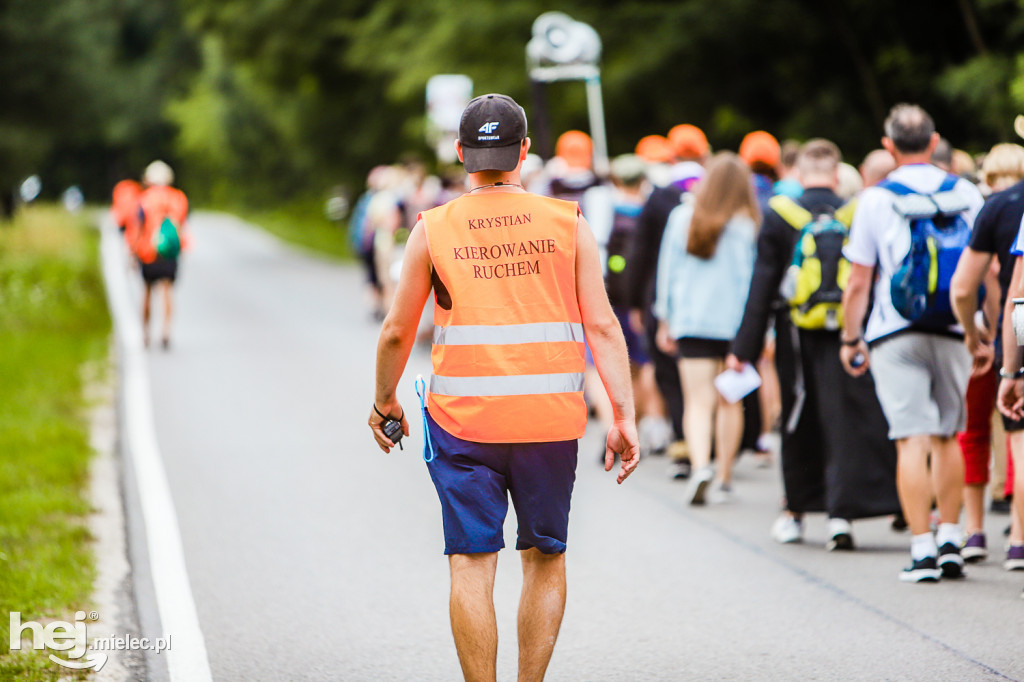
[{"xmin": 138, "ymin": 212, "xmax": 1024, "ymax": 681}]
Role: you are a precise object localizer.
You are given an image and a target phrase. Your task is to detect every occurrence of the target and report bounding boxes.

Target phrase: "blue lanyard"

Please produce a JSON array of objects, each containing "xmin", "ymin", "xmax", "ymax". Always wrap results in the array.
[{"xmin": 415, "ymin": 375, "xmax": 436, "ymax": 463}]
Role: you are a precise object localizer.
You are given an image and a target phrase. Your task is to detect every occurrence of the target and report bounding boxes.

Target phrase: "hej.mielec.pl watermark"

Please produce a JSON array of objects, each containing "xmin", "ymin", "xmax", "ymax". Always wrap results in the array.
[{"xmin": 10, "ymin": 610, "xmax": 171, "ymax": 671}]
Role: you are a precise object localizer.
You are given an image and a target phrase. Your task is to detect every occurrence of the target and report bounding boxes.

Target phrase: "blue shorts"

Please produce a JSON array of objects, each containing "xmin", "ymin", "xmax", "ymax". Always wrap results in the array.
[{"xmin": 425, "ymin": 412, "xmax": 578, "ymax": 555}]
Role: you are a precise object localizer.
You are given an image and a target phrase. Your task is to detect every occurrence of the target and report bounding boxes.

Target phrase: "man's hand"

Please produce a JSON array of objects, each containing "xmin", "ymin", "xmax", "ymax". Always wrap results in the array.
[
  {"xmin": 725, "ymin": 353, "xmax": 747, "ymax": 373},
  {"xmin": 997, "ymin": 377, "xmax": 1024, "ymax": 420},
  {"xmin": 628, "ymin": 309, "xmax": 645, "ymax": 335},
  {"xmin": 965, "ymin": 333, "xmax": 995, "ymax": 377},
  {"xmin": 655, "ymin": 321, "xmax": 677, "ymax": 356},
  {"xmin": 368, "ymin": 401, "xmax": 410, "ymax": 453},
  {"xmin": 839, "ymin": 339, "xmax": 870, "ymax": 377},
  {"xmin": 604, "ymin": 420, "xmax": 640, "ymax": 484}
]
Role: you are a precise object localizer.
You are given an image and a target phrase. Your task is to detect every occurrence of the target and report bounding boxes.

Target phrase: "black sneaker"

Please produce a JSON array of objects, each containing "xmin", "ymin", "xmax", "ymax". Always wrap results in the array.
[
  {"xmin": 899, "ymin": 555, "xmax": 941, "ymax": 583},
  {"xmin": 938, "ymin": 542, "xmax": 965, "ymax": 579},
  {"xmin": 891, "ymin": 512, "xmax": 908, "ymax": 532}
]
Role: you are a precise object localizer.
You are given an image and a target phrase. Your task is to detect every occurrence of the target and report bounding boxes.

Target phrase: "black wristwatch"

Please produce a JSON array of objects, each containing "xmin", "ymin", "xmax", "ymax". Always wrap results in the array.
[
  {"xmin": 999, "ymin": 367, "xmax": 1024, "ymax": 380},
  {"xmin": 840, "ymin": 336, "xmax": 862, "ymax": 347}
]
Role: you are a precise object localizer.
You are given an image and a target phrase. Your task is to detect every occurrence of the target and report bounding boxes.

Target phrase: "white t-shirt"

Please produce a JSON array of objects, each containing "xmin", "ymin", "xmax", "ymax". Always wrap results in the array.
[{"xmin": 843, "ymin": 163, "xmax": 984, "ymax": 342}]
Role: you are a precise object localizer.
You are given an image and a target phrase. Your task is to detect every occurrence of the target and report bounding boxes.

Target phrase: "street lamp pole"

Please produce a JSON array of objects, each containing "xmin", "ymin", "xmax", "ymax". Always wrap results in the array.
[{"xmin": 526, "ymin": 12, "xmax": 609, "ymax": 177}]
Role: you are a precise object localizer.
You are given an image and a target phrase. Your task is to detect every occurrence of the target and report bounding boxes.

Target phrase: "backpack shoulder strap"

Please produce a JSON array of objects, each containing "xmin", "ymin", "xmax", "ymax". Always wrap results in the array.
[
  {"xmin": 876, "ymin": 179, "xmax": 915, "ymax": 196},
  {"xmin": 937, "ymin": 174, "xmax": 960, "ymax": 193},
  {"xmin": 834, "ymin": 199, "xmax": 857, "ymax": 228},
  {"xmin": 769, "ymin": 195, "xmax": 812, "ymax": 230}
]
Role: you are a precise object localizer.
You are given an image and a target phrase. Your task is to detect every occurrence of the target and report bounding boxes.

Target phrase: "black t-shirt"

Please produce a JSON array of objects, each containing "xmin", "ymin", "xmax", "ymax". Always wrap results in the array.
[{"xmin": 968, "ymin": 179, "xmax": 1024, "ymax": 303}]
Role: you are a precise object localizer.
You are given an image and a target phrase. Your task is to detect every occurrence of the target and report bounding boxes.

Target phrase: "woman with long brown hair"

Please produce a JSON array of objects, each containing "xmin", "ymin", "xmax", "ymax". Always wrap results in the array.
[{"xmin": 654, "ymin": 152, "xmax": 759, "ymax": 504}]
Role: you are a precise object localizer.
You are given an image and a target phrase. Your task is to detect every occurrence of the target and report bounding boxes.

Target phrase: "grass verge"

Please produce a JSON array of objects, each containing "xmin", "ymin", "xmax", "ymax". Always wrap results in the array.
[
  {"xmin": 230, "ymin": 197, "xmax": 354, "ymax": 261},
  {"xmin": 0, "ymin": 205, "xmax": 111, "ymax": 679}
]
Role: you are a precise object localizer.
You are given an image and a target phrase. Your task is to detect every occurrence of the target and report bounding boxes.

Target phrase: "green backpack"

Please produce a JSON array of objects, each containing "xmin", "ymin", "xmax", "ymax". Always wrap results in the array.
[
  {"xmin": 772, "ymin": 195, "xmax": 856, "ymax": 331},
  {"xmin": 153, "ymin": 216, "xmax": 181, "ymax": 259}
]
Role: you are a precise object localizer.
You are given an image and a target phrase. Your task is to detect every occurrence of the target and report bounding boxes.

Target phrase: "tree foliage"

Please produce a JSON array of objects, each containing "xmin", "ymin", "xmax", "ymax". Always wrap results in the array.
[{"xmin": 3, "ymin": 0, "xmax": 1024, "ymax": 205}]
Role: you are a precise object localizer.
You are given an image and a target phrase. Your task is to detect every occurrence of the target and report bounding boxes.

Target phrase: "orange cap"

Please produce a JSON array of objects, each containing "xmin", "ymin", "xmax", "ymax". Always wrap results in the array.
[
  {"xmin": 555, "ymin": 130, "xmax": 593, "ymax": 170},
  {"xmin": 739, "ymin": 131, "xmax": 781, "ymax": 168},
  {"xmin": 635, "ymin": 135, "xmax": 674, "ymax": 164},
  {"xmin": 668, "ymin": 124, "xmax": 709, "ymax": 159}
]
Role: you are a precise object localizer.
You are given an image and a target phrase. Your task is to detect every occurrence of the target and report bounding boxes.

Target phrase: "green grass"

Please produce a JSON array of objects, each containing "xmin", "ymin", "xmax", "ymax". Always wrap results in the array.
[
  {"xmin": 229, "ymin": 197, "xmax": 354, "ymax": 261},
  {"xmin": 0, "ymin": 205, "xmax": 110, "ymax": 679}
]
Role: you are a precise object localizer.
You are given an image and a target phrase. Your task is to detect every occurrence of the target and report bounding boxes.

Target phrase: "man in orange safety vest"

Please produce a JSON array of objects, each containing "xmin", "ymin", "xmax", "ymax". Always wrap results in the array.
[{"xmin": 369, "ymin": 94, "xmax": 639, "ymax": 681}]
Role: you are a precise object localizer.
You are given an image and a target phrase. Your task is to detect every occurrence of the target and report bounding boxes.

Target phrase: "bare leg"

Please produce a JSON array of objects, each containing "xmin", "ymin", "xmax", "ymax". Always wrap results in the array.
[
  {"xmin": 896, "ymin": 435, "xmax": 933, "ymax": 535},
  {"xmin": 141, "ymin": 282, "xmax": 153, "ymax": 347},
  {"xmin": 449, "ymin": 553, "xmax": 499, "ymax": 682},
  {"xmin": 1010, "ymin": 433, "xmax": 1024, "ymax": 545},
  {"xmin": 637, "ymin": 364, "xmax": 665, "ymax": 418},
  {"xmin": 963, "ymin": 483, "xmax": 985, "ymax": 534},
  {"xmin": 679, "ymin": 358, "xmax": 719, "ymax": 471},
  {"xmin": 757, "ymin": 341, "xmax": 781, "ymax": 436},
  {"xmin": 991, "ymin": 412, "xmax": 1009, "ymax": 503},
  {"xmin": 518, "ymin": 549, "xmax": 566, "ymax": 682},
  {"xmin": 714, "ymin": 390, "xmax": 743, "ymax": 486},
  {"xmin": 930, "ymin": 436, "xmax": 964, "ymax": 526},
  {"xmin": 160, "ymin": 280, "xmax": 174, "ymax": 347}
]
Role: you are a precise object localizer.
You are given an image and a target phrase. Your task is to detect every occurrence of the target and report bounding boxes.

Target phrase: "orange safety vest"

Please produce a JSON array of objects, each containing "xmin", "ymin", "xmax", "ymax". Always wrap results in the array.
[
  {"xmin": 420, "ymin": 192, "xmax": 587, "ymax": 443},
  {"xmin": 131, "ymin": 185, "xmax": 189, "ymax": 263},
  {"xmin": 110, "ymin": 180, "xmax": 141, "ymax": 230}
]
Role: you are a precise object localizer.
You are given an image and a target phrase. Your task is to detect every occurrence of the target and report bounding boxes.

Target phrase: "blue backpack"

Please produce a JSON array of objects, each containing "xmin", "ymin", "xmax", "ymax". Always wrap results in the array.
[{"xmin": 877, "ymin": 175, "xmax": 971, "ymax": 330}]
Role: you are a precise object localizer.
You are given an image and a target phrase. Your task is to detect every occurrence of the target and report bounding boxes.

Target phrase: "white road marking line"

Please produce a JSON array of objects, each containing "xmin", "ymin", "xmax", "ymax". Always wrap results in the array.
[{"xmin": 99, "ymin": 221, "xmax": 213, "ymax": 682}]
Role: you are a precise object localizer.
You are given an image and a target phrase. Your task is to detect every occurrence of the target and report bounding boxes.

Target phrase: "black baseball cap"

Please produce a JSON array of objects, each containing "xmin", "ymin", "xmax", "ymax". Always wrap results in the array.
[{"xmin": 458, "ymin": 94, "xmax": 528, "ymax": 173}]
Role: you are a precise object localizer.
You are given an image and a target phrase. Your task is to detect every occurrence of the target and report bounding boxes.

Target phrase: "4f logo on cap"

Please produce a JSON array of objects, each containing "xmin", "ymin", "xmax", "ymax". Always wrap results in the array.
[{"xmin": 478, "ymin": 122, "xmax": 500, "ymax": 134}]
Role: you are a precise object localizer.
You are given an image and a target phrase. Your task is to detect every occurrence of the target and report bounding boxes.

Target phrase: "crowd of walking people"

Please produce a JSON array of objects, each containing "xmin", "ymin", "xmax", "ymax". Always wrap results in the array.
[{"xmin": 356, "ymin": 102, "xmax": 1024, "ymax": 594}]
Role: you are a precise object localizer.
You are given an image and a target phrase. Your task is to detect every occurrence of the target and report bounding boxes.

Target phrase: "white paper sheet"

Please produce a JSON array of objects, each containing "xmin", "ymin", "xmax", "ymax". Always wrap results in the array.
[{"xmin": 714, "ymin": 365, "xmax": 762, "ymax": 404}]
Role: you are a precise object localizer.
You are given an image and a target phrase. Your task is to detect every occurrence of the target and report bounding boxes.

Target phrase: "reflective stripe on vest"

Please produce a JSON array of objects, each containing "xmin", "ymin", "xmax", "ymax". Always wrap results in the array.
[
  {"xmin": 430, "ymin": 372, "xmax": 585, "ymax": 397},
  {"xmin": 433, "ymin": 322, "xmax": 585, "ymax": 346}
]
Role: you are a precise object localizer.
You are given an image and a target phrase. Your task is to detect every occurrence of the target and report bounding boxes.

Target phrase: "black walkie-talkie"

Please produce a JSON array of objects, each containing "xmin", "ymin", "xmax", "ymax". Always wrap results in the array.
[{"xmin": 382, "ymin": 419, "xmax": 404, "ymax": 450}]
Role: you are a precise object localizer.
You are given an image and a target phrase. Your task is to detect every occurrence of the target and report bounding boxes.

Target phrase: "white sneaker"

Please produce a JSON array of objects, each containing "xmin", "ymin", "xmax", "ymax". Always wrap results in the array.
[
  {"xmin": 638, "ymin": 416, "xmax": 672, "ymax": 456},
  {"xmin": 708, "ymin": 481, "xmax": 733, "ymax": 504},
  {"xmin": 687, "ymin": 466, "xmax": 714, "ymax": 505},
  {"xmin": 771, "ymin": 514, "xmax": 803, "ymax": 544},
  {"xmin": 825, "ymin": 518, "xmax": 855, "ymax": 551}
]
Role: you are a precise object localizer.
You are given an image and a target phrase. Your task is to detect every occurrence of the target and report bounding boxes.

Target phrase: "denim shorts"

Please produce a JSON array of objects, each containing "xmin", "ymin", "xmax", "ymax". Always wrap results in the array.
[{"xmin": 425, "ymin": 412, "xmax": 577, "ymax": 555}]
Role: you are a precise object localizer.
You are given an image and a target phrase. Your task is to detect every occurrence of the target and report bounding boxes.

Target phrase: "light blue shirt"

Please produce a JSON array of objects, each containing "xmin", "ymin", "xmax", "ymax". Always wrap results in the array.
[{"xmin": 654, "ymin": 202, "xmax": 757, "ymax": 341}]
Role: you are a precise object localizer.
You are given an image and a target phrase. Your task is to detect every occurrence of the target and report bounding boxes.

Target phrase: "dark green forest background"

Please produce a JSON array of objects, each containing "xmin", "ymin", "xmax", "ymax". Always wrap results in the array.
[{"xmin": 4, "ymin": 0, "xmax": 1024, "ymax": 208}]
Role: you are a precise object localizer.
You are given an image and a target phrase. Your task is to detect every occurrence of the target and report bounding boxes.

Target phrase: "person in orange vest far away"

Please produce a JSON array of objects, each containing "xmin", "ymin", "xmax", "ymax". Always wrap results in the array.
[
  {"xmin": 110, "ymin": 179, "xmax": 142, "ymax": 236},
  {"xmin": 126, "ymin": 160, "xmax": 189, "ymax": 349},
  {"xmin": 369, "ymin": 93, "xmax": 639, "ymax": 682}
]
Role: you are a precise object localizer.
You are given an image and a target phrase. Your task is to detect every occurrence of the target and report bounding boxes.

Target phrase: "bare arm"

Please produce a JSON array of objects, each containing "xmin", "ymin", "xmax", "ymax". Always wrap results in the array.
[
  {"xmin": 982, "ymin": 260, "xmax": 1002, "ymax": 340},
  {"xmin": 999, "ymin": 256, "xmax": 1024, "ymax": 419},
  {"xmin": 576, "ymin": 214, "xmax": 639, "ymax": 483},
  {"xmin": 369, "ymin": 219, "xmax": 433, "ymax": 452},
  {"xmin": 951, "ymin": 248, "xmax": 996, "ymax": 376},
  {"xmin": 839, "ymin": 263, "xmax": 873, "ymax": 376}
]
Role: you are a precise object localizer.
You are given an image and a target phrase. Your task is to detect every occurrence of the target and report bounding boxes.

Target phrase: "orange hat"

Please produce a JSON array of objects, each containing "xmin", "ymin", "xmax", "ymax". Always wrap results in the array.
[
  {"xmin": 635, "ymin": 135, "xmax": 674, "ymax": 164},
  {"xmin": 555, "ymin": 130, "xmax": 593, "ymax": 170},
  {"xmin": 667, "ymin": 124, "xmax": 709, "ymax": 159},
  {"xmin": 739, "ymin": 131, "xmax": 781, "ymax": 168}
]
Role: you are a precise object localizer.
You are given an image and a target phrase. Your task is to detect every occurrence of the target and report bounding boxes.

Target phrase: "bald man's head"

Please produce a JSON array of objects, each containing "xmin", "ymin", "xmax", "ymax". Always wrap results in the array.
[{"xmin": 860, "ymin": 149, "xmax": 897, "ymax": 187}]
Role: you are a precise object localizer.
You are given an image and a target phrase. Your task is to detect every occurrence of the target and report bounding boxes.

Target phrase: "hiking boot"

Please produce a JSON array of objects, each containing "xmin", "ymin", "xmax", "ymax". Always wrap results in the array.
[
  {"xmin": 900, "ymin": 555, "xmax": 941, "ymax": 583},
  {"xmin": 961, "ymin": 533, "xmax": 987, "ymax": 563},
  {"xmin": 938, "ymin": 542, "xmax": 965, "ymax": 579}
]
